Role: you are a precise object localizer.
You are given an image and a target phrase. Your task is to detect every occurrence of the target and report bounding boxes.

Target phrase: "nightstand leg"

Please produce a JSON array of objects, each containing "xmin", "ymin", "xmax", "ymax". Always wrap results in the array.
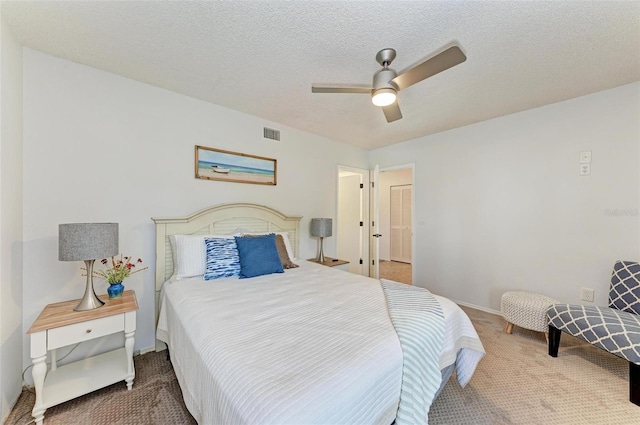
[
  {"xmin": 124, "ymin": 330, "xmax": 135, "ymax": 390},
  {"xmin": 50, "ymin": 348, "xmax": 57, "ymax": 371},
  {"xmin": 31, "ymin": 354, "xmax": 47, "ymax": 425}
]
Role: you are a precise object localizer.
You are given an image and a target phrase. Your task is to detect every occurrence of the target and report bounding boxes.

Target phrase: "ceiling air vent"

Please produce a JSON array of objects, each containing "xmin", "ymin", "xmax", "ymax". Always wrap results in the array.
[{"xmin": 263, "ymin": 127, "xmax": 280, "ymax": 141}]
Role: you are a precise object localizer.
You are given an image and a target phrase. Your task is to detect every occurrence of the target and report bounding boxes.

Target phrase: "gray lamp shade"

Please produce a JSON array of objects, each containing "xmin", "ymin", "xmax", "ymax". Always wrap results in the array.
[
  {"xmin": 59, "ymin": 223, "xmax": 119, "ymax": 261},
  {"xmin": 310, "ymin": 218, "xmax": 332, "ymax": 238}
]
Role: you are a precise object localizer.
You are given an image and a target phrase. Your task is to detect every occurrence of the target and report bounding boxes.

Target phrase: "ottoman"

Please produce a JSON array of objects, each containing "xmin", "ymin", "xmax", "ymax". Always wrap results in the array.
[{"xmin": 501, "ymin": 291, "xmax": 559, "ymax": 340}]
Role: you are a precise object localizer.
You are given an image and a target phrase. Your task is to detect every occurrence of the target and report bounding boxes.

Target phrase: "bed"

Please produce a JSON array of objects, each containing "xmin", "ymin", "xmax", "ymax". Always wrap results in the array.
[{"xmin": 153, "ymin": 203, "xmax": 484, "ymax": 425}]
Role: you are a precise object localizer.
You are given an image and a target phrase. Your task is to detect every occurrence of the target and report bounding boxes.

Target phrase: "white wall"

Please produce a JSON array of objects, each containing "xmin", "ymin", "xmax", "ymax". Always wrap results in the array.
[
  {"xmin": 369, "ymin": 83, "xmax": 640, "ymax": 312},
  {"xmin": 0, "ymin": 15, "xmax": 24, "ymax": 423},
  {"xmin": 21, "ymin": 49, "xmax": 369, "ymax": 373},
  {"xmin": 378, "ymin": 168, "xmax": 413, "ymax": 261}
]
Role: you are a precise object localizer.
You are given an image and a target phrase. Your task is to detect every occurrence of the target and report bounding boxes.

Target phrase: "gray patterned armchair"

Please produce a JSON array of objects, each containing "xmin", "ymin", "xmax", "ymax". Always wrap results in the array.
[{"xmin": 546, "ymin": 260, "xmax": 640, "ymax": 406}]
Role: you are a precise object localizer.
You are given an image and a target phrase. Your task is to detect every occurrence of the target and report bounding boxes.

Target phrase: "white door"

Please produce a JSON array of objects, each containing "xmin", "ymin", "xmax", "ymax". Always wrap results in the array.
[
  {"xmin": 390, "ymin": 185, "xmax": 412, "ymax": 263},
  {"xmin": 370, "ymin": 165, "xmax": 380, "ymax": 278},
  {"xmin": 337, "ymin": 166, "xmax": 369, "ymax": 275}
]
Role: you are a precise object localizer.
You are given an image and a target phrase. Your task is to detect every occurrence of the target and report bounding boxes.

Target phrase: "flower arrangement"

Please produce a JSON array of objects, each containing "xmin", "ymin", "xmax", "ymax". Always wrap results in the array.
[{"xmin": 93, "ymin": 254, "xmax": 148, "ymax": 285}]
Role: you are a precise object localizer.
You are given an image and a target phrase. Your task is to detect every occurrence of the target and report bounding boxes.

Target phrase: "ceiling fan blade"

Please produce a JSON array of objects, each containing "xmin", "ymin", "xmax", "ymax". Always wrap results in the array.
[
  {"xmin": 312, "ymin": 86, "xmax": 372, "ymax": 94},
  {"xmin": 382, "ymin": 102, "xmax": 402, "ymax": 123},
  {"xmin": 391, "ymin": 46, "xmax": 466, "ymax": 90}
]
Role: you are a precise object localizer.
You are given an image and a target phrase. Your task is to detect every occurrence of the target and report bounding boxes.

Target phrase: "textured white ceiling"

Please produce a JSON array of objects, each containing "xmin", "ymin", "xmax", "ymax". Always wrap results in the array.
[{"xmin": 2, "ymin": 1, "xmax": 639, "ymax": 149}]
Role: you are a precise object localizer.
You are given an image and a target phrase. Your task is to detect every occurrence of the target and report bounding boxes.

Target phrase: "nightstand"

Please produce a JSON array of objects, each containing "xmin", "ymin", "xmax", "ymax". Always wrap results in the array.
[
  {"xmin": 27, "ymin": 290, "xmax": 138, "ymax": 425},
  {"xmin": 307, "ymin": 257, "xmax": 350, "ymax": 272}
]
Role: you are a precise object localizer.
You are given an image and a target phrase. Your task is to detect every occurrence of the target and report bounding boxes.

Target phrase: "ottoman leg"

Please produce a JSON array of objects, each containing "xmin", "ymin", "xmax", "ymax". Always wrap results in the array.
[
  {"xmin": 504, "ymin": 322, "xmax": 514, "ymax": 334},
  {"xmin": 548, "ymin": 325, "xmax": 561, "ymax": 357},
  {"xmin": 631, "ymin": 362, "xmax": 640, "ymax": 406}
]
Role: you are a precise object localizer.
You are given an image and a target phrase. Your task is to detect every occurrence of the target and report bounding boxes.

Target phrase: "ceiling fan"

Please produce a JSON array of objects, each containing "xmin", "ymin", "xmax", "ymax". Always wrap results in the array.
[{"xmin": 312, "ymin": 45, "xmax": 466, "ymax": 123}]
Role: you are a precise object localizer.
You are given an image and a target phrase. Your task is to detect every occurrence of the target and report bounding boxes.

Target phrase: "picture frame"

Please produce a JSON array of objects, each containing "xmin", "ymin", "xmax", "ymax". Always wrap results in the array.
[{"xmin": 195, "ymin": 145, "xmax": 277, "ymax": 186}]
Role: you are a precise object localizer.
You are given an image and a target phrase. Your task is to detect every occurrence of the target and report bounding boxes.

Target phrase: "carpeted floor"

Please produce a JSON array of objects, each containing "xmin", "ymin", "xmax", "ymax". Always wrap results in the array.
[
  {"xmin": 6, "ymin": 306, "xmax": 640, "ymax": 424},
  {"xmin": 5, "ymin": 351, "xmax": 197, "ymax": 425},
  {"xmin": 430, "ymin": 306, "xmax": 640, "ymax": 424}
]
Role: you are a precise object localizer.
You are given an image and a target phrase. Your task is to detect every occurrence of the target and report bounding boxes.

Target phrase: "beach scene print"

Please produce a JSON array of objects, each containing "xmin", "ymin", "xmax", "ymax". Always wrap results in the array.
[{"xmin": 196, "ymin": 146, "xmax": 276, "ymax": 185}]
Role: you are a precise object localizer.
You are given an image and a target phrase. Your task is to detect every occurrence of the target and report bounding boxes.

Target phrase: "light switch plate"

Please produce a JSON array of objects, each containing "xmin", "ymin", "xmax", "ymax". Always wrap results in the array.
[
  {"xmin": 580, "ymin": 150, "xmax": 592, "ymax": 163},
  {"xmin": 580, "ymin": 163, "xmax": 591, "ymax": 175}
]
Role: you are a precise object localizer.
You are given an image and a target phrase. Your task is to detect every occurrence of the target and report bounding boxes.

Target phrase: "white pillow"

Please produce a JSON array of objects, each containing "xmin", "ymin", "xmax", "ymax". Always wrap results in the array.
[
  {"xmin": 169, "ymin": 234, "xmax": 234, "ymax": 279},
  {"xmin": 240, "ymin": 231, "xmax": 296, "ymax": 260}
]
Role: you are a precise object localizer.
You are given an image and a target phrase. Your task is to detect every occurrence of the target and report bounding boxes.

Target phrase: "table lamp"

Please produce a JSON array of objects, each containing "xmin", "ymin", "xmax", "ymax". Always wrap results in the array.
[
  {"xmin": 310, "ymin": 218, "xmax": 332, "ymax": 263},
  {"xmin": 59, "ymin": 223, "xmax": 119, "ymax": 311}
]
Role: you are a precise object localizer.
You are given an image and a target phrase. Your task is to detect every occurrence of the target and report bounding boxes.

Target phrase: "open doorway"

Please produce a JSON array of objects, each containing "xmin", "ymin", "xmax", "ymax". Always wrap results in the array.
[{"xmin": 378, "ymin": 167, "xmax": 413, "ymax": 284}]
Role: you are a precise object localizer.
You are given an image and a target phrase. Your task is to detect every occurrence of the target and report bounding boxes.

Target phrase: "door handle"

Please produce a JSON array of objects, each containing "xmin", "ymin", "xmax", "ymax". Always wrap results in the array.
[{"xmin": 373, "ymin": 234, "xmax": 382, "ymax": 238}]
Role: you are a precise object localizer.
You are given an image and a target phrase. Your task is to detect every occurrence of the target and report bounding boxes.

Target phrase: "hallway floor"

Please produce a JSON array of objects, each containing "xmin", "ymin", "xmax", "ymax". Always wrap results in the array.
[{"xmin": 379, "ymin": 260, "xmax": 412, "ymax": 284}]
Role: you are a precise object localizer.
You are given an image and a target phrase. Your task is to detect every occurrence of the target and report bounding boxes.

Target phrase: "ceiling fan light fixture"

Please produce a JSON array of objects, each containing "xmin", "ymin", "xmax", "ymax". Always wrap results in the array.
[
  {"xmin": 371, "ymin": 88, "xmax": 397, "ymax": 107},
  {"xmin": 311, "ymin": 45, "xmax": 466, "ymax": 123}
]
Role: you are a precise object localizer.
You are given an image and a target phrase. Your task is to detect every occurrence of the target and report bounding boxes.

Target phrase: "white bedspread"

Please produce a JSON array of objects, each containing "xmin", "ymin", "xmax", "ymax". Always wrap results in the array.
[
  {"xmin": 157, "ymin": 261, "xmax": 483, "ymax": 425},
  {"xmin": 380, "ymin": 280, "xmax": 444, "ymax": 425},
  {"xmin": 432, "ymin": 294, "xmax": 486, "ymax": 386}
]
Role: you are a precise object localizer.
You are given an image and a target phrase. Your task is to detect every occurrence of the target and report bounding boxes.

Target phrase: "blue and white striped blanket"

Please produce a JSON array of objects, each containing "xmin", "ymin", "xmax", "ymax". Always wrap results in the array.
[{"xmin": 381, "ymin": 280, "xmax": 445, "ymax": 425}]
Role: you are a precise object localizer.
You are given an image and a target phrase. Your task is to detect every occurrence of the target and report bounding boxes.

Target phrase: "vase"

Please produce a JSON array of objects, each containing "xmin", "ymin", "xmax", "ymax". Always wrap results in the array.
[{"xmin": 108, "ymin": 282, "xmax": 125, "ymax": 300}]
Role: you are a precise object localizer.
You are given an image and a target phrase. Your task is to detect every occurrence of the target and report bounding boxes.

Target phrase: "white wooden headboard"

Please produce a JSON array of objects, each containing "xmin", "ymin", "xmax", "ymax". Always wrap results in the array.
[
  {"xmin": 152, "ymin": 203, "xmax": 302, "ymax": 349},
  {"xmin": 152, "ymin": 202, "xmax": 302, "ymax": 292}
]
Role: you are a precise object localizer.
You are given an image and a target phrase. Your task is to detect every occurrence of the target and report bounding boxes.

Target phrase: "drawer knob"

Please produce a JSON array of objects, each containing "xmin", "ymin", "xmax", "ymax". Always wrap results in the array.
[{"xmin": 85, "ymin": 329, "xmax": 92, "ymax": 334}]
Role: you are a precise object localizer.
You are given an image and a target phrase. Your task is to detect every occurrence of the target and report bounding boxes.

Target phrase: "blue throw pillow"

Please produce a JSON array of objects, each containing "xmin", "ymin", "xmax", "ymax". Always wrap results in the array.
[
  {"xmin": 234, "ymin": 234, "xmax": 284, "ymax": 279},
  {"xmin": 204, "ymin": 237, "xmax": 240, "ymax": 280}
]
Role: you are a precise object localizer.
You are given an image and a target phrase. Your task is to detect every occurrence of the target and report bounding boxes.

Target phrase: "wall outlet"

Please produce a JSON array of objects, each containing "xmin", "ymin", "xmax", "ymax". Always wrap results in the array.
[
  {"xmin": 581, "ymin": 287, "xmax": 595, "ymax": 302},
  {"xmin": 580, "ymin": 163, "xmax": 591, "ymax": 176}
]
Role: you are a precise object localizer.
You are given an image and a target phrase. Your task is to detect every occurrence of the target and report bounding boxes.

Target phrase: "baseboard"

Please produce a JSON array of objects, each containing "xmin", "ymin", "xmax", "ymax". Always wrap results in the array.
[
  {"xmin": 4, "ymin": 387, "xmax": 26, "ymax": 424},
  {"xmin": 132, "ymin": 346, "xmax": 159, "ymax": 357},
  {"xmin": 451, "ymin": 299, "xmax": 502, "ymax": 316},
  {"xmin": 155, "ymin": 339, "xmax": 167, "ymax": 352},
  {"xmin": 139, "ymin": 346, "xmax": 157, "ymax": 356}
]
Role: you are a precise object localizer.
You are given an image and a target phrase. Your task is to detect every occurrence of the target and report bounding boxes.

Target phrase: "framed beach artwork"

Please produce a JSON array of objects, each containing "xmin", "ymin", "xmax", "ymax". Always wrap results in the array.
[{"xmin": 195, "ymin": 145, "xmax": 277, "ymax": 185}]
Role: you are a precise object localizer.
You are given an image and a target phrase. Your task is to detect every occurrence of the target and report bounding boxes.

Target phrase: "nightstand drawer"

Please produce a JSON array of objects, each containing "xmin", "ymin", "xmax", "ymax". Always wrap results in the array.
[{"xmin": 48, "ymin": 314, "xmax": 124, "ymax": 349}]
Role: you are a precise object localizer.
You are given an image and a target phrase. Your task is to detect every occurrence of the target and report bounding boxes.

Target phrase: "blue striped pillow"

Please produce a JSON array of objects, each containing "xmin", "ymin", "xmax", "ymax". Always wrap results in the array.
[{"xmin": 204, "ymin": 237, "xmax": 240, "ymax": 280}]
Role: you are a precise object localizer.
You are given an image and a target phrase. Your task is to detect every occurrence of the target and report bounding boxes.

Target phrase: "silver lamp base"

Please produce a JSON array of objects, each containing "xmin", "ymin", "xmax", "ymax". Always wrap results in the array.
[
  {"xmin": 315, "ymin": 237, "xmax": 326, "ymax": 263},
  {"xmin": 74, "ymin": 259, "xmax": 105, "ymax": 311}
]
